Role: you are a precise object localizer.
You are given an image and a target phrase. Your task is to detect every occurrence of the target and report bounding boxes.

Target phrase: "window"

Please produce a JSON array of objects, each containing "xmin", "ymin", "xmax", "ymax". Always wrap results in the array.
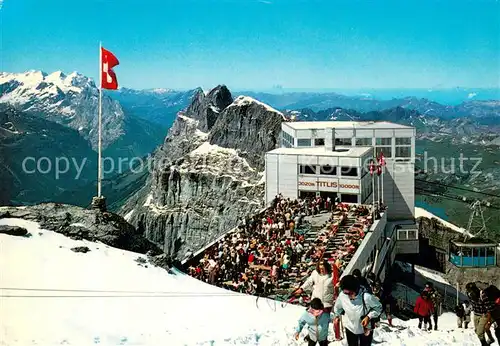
[
  {"xmin": 335, "ymin": 138, "xmax": 352, "ymax": 146},
  {"xmin": 341, "ymin": 194, "xmax": 358, "ymax": 203},
  {"xmin": 396, "ymin": 137, "xmax": 411, "ymax": 145},
  {"xmin": 340, "ymin": 167, "xmax": 358, "ymax": 177},
  {"xmin": 297, "ymin": 139, "xmax": 311, "ymax": 147},
  {"xmin": 281, "ymin": 131, "xmax": 294, "ymax": 148},
  {"xmin": 376, "ymin": 147, "xmax": 392, "ymax": 157},
  {"xmin": 408, "ymin": 230, "xmax": 417, "ymax": 239},
  {"xmin": 320, "ymin": 165, "xmax": 336, "ymax": 175},
  {"xmin": 315, "ymin": 138, "xmax": 325, "ymax": 146},
  {"xmin": 397, "ymin": 230, "xmax": 408, "ymax": 240},
  {"xmin": 356, "ymin": 138, "xmax": 372, "ymax": 146},
  {"xmin": 376, "ymin": 138, "xmax": 392, "ymax": 145},
  {"xmin": 396, "ymin": 147, "xmax": 411, "ymax": 158},
  {"xmin": 299, "ymin": 165, "xmax": 316, "ymax": 174}
]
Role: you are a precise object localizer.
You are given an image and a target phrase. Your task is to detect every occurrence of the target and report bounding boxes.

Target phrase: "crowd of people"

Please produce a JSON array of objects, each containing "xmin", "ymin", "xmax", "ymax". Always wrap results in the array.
[{"xmin": 185, "ymin": 194, "xmax": 372, "ymax": 300}]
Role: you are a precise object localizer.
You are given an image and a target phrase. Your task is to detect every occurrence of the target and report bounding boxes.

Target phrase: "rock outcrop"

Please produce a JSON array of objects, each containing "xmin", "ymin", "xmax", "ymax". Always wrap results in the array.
[
  {"xmin": 0, "ymin": 203, "xmax": 160, "ymax": 254},
  {"xmin": 121, "ymin": 86, "xmax": 284, "ymax": 260}
]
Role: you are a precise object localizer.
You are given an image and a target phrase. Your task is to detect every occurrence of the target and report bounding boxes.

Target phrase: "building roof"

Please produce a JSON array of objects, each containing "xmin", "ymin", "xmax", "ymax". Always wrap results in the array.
[
  {"xmin": 283, "ymin": 120, "xmax": 413, "ymax": 130},
  {"xmin": 267, "ymin": 146, "xmax": 372, "ymax": 157}
]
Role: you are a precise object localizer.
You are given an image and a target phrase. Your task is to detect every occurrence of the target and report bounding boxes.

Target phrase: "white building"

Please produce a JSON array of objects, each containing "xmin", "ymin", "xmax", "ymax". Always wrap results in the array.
[{"xmin": 266, "ymin": 120, "xmax": 416, "ymax": 221}]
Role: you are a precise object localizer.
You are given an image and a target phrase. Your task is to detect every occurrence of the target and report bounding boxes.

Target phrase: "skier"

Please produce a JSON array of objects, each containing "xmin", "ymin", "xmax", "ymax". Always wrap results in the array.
[
  {"xmin": 465, "ymin": 282, "xmax": 495, "ymax": 346},
  {"xmin": 332, "ymin": 275, "xmax": 382, "ymax": 346},
  {"xmin": 295, "ymin": 298, "xmax": 331, "ymax": 346},
  {"xmin": 293, "ymin": 259, "xmax": 334, "ymax": 312},
  {"xmin": 414, "ymin": 291, "xmax": 434, "ymax": 330}
]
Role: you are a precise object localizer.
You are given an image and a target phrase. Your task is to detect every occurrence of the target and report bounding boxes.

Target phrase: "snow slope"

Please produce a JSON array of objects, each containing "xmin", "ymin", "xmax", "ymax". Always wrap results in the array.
[
  {"xmin": 415, "ymin": 207, "xmax": 469, "ymax": 235},
  {"xmin": 0, "ymin": 218, "xmax": 479, "ymax": 345}
]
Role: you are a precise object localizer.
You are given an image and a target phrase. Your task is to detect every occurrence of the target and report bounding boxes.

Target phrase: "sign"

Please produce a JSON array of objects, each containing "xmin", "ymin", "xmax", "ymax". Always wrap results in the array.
[
  {"xmin": 315, "ymin": 191, "xmax": 321, "ymax": 197},
  {"xmin": 298, "ymin": 180, "xmax": 360, "ymax": 190}
]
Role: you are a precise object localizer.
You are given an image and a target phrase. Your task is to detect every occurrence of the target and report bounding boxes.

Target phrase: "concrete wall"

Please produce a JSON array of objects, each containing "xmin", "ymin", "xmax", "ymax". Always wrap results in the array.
[{"xmin": 341, "ymin": 212, "xmax": 388, "ymax": 279}]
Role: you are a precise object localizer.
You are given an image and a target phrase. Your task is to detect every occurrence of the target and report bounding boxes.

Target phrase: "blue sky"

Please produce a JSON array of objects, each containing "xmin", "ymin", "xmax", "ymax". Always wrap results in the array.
[{"xmin": 2, "ymin": 0, "xmax": 499, "ymax": 90}]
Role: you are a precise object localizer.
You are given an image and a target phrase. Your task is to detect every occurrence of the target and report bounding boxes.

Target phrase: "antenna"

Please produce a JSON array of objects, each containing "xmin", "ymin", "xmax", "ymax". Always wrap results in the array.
[{"xmin": 464, "ymin": 200, "xmax": 488, "ymax": 240}]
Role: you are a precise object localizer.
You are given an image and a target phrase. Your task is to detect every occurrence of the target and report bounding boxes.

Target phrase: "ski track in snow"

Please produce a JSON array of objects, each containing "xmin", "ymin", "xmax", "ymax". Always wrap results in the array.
[{"xmin": 0, "ymin": 216, "xmax": 481, "ymax": 345}]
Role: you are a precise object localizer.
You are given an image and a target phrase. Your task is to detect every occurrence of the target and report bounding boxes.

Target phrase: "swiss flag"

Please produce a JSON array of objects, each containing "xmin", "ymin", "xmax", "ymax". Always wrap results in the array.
[
  {"xmin": 369, "ymin": 160, "xmax": 375, "ymax": 176},
  {"xmin": 101, "ymin": 47, "xmax": 119, "ymax": 90},
  {"xmin": 378, "ymin": 152, "xmax": 386, "ymax": 166}
]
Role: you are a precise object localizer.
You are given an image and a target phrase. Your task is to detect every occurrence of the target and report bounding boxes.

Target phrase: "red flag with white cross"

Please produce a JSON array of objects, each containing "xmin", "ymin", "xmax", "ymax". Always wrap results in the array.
[{"xmin": 101, "ymin": 47, "xmax": 119, "ymax": 90}]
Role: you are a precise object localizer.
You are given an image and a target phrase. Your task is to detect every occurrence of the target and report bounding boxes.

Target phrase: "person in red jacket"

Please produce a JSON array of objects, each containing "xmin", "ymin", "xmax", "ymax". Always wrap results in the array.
[{"xmin": 414, "ymin": 291, "xmax": 434, "ymax": 330}]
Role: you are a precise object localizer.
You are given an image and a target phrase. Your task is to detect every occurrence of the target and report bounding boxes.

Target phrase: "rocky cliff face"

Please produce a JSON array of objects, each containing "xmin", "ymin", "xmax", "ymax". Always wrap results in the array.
[
  {"xmin": 209, "ymin": 96, "xmax": 285, "ymax": 170},
  {"xmin": 121, "ymin": 86, "xmax": 283, "ymax": 260}
]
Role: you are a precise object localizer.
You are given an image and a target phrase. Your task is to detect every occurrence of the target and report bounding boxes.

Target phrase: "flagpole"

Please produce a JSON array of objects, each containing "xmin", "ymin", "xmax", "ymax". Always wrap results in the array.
[
  {"xmin": 98, "ymin": 41, "xmax": 102, "ymax": 197},
  {"xmin": 381, "ymin": 165, "xmax": 384, "ymax": 205}
]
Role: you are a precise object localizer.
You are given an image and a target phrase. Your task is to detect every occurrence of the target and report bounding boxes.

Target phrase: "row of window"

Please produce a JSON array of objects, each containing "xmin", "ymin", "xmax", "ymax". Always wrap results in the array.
[
  {"xmin": 282, "ymin": 131, "xmax": 294, "ymax": 147},
  {"xmin": 296, "ymin": 137, "xmax": 412, "ymax": 147},
  {"xmin": 299, "ymin": 164, "xmax": 358, "ymax": 177},
  {"xmin": 397, "ymin": 229, "xmax": 418, "ymax": 240},
  {"xmin": 298, "ymin": 191, "xmax": 359, "ymax": 203}
]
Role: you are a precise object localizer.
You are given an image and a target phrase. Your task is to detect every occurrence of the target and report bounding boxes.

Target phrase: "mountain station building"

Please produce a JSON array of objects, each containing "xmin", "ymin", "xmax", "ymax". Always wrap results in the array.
[{"xmin": 265, "ymin": 120, "xmax": 416, "ymax": 221}]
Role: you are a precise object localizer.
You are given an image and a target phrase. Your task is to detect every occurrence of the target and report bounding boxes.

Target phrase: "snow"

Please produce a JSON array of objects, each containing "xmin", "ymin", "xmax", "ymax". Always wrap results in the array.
[
  {"xmin": 414, "ymin": 265, "xmax": 450, "ymax": 286},
  {"xmin": 124, "ymin": 209, "xmax": 135, "ymax": 221},
  {"xmin": 190, "ymin": 142, "xmax": 238, "ymax": 156},
  {"xmin": 0, "ymin": 217, "xmax": 482, "ymax": 345},
  {"xmin": 229, "ymin": 96, "xmax": 286, "ymax": 119},
  {"xmin": 143, "ymin": 194, "xmax": 154, "ymax": 207},
  {"xmin": 415, "ymin": 207, "xmax": 469, "ymax": 235},
  {"xmin": 69, "ymin": 222, "xmax": 86, "ymax": 228}
]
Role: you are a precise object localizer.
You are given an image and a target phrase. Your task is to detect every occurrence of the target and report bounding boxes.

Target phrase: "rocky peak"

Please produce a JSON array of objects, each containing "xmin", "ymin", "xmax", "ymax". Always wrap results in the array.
[
  {"xmin": 184, "ymin": 85, "xmax": 233, "ymax": 132},
  {"xmin": 208, "ymin": 95, "xmax": 285, "ymax": 170}
]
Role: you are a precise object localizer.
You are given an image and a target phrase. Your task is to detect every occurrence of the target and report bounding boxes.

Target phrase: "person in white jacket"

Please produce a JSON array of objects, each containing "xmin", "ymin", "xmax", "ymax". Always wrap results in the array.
[
  {"xmin": 294, "ymin": 260, "xmax": 334, "ymax": 312},
  {"xmin": 332, "ymin": 274, "xmax": 383, "ymax": 346}
]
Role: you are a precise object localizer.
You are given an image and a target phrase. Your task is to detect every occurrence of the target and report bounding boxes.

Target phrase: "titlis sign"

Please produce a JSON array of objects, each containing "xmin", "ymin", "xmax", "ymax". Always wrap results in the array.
[{"xmin": 298, "ymin": 181, "xmax": 360, "ymax": 189}]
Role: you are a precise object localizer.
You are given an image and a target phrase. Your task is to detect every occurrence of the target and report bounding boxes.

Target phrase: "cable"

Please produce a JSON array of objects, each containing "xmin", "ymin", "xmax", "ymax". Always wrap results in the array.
[
  {"xmin": 415, "ymin": 179, "xmax": 500, "ymax": 199},
  {"xmin": 415, "ymin": 188, "xmax": 500, "ymax": 210}
]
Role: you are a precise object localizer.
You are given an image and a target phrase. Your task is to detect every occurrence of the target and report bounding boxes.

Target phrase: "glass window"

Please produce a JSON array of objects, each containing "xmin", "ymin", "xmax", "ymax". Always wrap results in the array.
[
  {"xmin": 408, "ymin": 230, "xmax": 417, "ymax": 239},
  {"xmin": 341, "ymin": 194, "xmax": 358, "ymax": 203},
  {"xmin": 376, "ymin": 147, "xmax": 392, "ymax": 157},
  {"xmin": 398, "ymin": 230, "xmax": 408, "ymax": 240},
  {"xmin": 356, "ymin": 138, "xmax": 372, "ymax": 146},
  {"xmin": 315, "ymin": 138, "xmax": 325, "ymax": 146},
  {"xmin": 319, "ymin": 165, "xmax": 336, "ymax": 175},
  {"xmin": 396, "ymin": 137, "xmax": 411, "ymax": 145},
  {"xmin": 376, "ymin": 138, "xmax": 392, "ymax": 145},
  {"xmin": 335, "ymin": 138, "xmax": 352, "ymax": 146},
  {"xmin": 297, "ymin": 138, "xmax": 311, "ymax": 147},
  {"xmin": 396, "ymin": 147, "xmax": 411, "ymax": 157},
  {"xmin": 340, "ymin": 167, "xmax": 358, "ymax": 177},
  {"xmin": 299, "ymin": 165, "xmax": 316, "ymax": 174}
]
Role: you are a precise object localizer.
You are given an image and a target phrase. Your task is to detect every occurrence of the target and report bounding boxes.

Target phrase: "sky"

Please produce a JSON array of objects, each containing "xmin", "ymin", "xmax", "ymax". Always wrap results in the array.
[{"xmin": 1, "ymin": 0, "xmax": 500, "ymax": 90}]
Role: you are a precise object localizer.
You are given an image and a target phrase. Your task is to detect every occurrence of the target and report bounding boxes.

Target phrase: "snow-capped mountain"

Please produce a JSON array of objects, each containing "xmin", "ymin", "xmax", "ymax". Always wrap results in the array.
[{"xmin": 0, "ymin": 70, "xmax": 127, "ymax": 150}]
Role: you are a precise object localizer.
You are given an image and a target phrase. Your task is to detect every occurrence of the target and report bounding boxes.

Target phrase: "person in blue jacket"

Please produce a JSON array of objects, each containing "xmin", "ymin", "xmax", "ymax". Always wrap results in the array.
[
  {"xmin": 332, "ymin": 274, "xmax": 383, "ymax": 346},
  {"xmin": 295, "ymin": 298, "xmax": 331, "ymax": 346}
]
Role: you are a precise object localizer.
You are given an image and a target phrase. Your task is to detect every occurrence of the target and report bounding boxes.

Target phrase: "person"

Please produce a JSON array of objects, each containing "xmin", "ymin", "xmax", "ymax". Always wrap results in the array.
[
  {"xmin": 332, "ymin": 275, "xmax": 382, "ymax": 346},
  {"xmin": 463, "ymin": 301, "xmax": 472, "ymax": 329},
  {"xmin": 455, "ymin": 302, "xmax": 466, "ymax": 328},
  {"xmin": 414, "ymin": 291, "xmax": 434, "ymax": 330},
  {"xmin": 423, "ymin": 282, "xmax": 441, "ymax": 330},
  {"xmin": 466, "ymin": 282, "xmax": 495, "ymax": 346},
  {"xmin": 295, "ymin": 298, "xmax": 331, "ymax": 346},
  {"xmin": 481, "ymin": 284, "xmax": 500, "ymax": 344},
  {"xmin": 352, "ymin": 269, "xmax": 372, "ymax": 294},
  {"xmin": 294, "ymin": 259, "xmax": 334, "ymax": 312}
]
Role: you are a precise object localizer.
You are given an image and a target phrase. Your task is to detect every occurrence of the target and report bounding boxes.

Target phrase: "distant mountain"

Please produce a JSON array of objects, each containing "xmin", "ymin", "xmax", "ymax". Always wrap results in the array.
[
  {"xmin": 0, "ymin": 71, "xmax": 166, "ymax": 155},
  {"xmin": 241, "ymin": 91, "xmax": 500, "ymax": 124},
  {"xmin": 110, "ymin": 87, "xmax": 201, "ymax": 127},
  {"xmin": 290, "ymin": 106, "xmax": 500, "ymax": 144},
  {"xmin": 0, "ymin": 105, "xmax": 97, "ymax": 205}
]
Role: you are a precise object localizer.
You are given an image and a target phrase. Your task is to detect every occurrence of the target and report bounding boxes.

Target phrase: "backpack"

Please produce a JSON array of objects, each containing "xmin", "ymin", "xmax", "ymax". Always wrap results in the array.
[{"xmin": 362, "ymin": 293, "xmax": 381, "ymax": 327}]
